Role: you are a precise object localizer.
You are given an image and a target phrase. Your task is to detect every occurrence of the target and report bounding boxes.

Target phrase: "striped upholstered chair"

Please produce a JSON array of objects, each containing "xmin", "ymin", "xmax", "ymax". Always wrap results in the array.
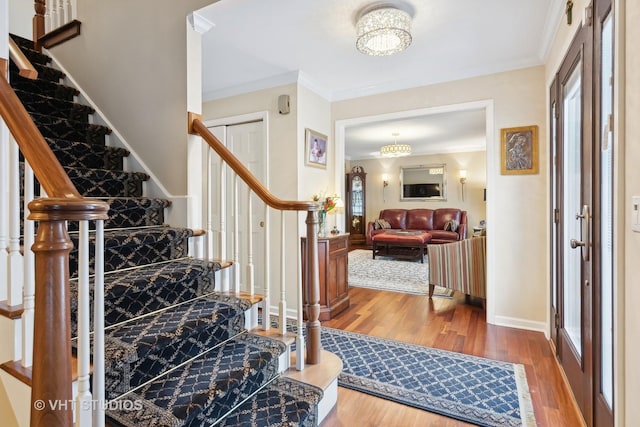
[{"xmin": 427, "ymin": 236, "xmax": 486, "ymax": 305}]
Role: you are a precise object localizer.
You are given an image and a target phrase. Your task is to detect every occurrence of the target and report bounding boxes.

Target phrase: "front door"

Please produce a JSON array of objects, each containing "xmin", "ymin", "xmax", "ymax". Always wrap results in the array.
[{"xmin": 552, "ymin": 21, "xmax": 594, "ymax": 424}]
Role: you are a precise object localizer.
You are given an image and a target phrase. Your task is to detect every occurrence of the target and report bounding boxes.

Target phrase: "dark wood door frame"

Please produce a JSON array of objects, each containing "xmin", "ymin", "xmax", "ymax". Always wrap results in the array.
[{"xmin": 550, "ymin": 1, "xmax": 615, "ymax": 425}]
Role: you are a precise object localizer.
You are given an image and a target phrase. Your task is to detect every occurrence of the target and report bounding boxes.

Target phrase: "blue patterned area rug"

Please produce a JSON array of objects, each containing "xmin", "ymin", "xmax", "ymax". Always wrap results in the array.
[{"xmin": 321, "ymin": 327, "xmax": 536, "ymax": 426}]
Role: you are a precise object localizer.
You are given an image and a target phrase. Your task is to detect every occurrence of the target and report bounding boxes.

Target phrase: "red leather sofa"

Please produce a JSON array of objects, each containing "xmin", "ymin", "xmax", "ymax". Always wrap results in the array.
[{"xmin": 366, "ymin": 208, "xmax": 467, "ymax": 245}]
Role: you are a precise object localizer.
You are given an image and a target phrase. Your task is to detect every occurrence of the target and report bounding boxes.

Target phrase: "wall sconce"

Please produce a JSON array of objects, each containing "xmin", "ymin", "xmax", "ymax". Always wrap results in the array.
[
  {"xmin": 459, "ymin": 170, "xmax": 467, "ymax": 201},
  {"xmin": 382, "ymin": 173, "xmax": 389, "ymax": 202}
]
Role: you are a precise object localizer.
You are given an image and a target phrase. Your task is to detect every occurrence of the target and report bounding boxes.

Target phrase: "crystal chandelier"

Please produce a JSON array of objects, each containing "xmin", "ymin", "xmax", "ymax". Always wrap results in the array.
[
  {"xmin": 356, "ymin": 6, "xmax": 412, "ymax": 56},
  {"xmin": 380, "ymin": 132, "xmax": 412, "ymax": 157}
]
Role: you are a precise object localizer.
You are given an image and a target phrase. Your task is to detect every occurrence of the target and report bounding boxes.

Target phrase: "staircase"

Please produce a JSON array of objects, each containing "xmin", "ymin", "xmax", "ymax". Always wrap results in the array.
[{"xmin": 6, "ymin": 34, "xmax": 324, "ymax": 426}]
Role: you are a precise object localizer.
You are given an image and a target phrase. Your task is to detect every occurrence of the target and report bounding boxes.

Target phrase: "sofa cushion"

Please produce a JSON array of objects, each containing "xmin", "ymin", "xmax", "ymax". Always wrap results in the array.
[
  {"xmin": 374, "ymin": 218, "xmax": 392, "ymax": 229},
  {"xmin": 433, "ymin": 208, "xmax": 462, "ymax": 230},
  {"xmin": 405, "ymin": 209, "xmax": 434, "ymax": 231},
  {"xmin": 379, "ymin": 209, "xmax": 408, "ymax": 230},
  {"xmin": 429, "ymin": 230, "xmax": 461, "ymax": 242}
]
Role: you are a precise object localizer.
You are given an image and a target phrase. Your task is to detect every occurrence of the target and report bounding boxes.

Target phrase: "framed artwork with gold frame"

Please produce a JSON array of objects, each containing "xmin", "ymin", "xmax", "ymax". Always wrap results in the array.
[{"xmin": 500, "ymin": 125, "xmax": 539, "ymax": 175}]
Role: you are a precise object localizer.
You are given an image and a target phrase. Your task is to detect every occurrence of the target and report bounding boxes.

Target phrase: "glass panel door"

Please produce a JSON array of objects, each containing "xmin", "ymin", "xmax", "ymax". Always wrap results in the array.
[{"xmin": 562, "ymin": 64, "xmax": 583, "ymax": 357}]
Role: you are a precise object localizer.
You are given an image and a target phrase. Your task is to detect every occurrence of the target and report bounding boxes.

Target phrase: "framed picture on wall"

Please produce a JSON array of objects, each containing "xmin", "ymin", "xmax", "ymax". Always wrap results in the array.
[
  {"xmin": 305, "ymin": 128, "xmax": 328, "ymax": 169},
  {"xmin": 500, "ymin": 125, "xmax": 539, "ymax": 175}
]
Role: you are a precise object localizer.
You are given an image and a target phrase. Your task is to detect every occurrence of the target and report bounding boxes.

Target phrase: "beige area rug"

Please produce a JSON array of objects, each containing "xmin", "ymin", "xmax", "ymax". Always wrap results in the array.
[{"xmin": 348, "ymin": 249, "xmax": 453, "ymax": 297}]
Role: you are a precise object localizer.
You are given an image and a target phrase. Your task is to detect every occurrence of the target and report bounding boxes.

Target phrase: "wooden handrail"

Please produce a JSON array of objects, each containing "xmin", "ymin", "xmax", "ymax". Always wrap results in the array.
[
  {"xmin": 189, "ymin": 113, "xmax": 320, "ymax": 212},
  {"xmin": 8, "ymin": 38, "xmax": 38, "ymax": 79},
  {"xmin": 0, "ymin": 73, "xmax": 79, "ymax": 199}
]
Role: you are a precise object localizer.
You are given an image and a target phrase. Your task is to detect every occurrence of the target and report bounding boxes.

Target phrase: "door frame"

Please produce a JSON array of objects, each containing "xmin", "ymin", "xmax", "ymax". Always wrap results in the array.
[{"xmin": 549, "ymin": 1, "xmax": 616, "ymax": 424}]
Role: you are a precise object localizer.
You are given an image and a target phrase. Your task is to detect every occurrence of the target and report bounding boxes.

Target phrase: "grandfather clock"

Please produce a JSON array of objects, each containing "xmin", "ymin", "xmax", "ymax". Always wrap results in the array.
[{"xmin": 345, "ymin": 166, "xmax": 366, "ymax": 246}]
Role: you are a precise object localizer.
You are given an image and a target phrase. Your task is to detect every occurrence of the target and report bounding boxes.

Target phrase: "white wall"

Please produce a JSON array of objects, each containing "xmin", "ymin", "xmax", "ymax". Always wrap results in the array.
[
  {"xmin": 297, "ymin": 84, "xmax": 334, "ymax": 202},
  {"xmin": 7, "ymin": 0, "xmax": 31, "ymax": 39},
  {"xmin": 351, "ymin": 151, "xmax": 487, "ymax": 231},
  {"xmin": 44, "ymin": 0, "xmax": 214, "ymax": 196},
  {"xmin": 333, "ymin": 66, "xmax": 547, "ymax": 331}
]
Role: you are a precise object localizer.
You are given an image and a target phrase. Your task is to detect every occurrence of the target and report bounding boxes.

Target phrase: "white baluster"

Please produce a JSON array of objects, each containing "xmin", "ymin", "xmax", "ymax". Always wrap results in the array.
[
  {"xmin": 43, "ymin": 0, "xmax": 52, "ymax": 33},
  {"xmin": 205, "ymin": 148, "xmax": 214, "ymax": 260},
  {"xmin": 69, "ymin": 0, "xmax": 77, "ymax": 21},
  {"xmin": 21, "ymin": 162, "xmax": 35, "ymax": 368},
  {"xmin": 56, "ymin": 0, "xmax": 64, "ymax": 29},
  {"xmin": 233, "ymin": 174, "xmax": 240, "ymax": 293},
  {"xmin": 92, "ymin": 220, "xmax": 105, "ymax": 427},
  {"xmin": 62, "ymin": 0, "xmax": 72, "ymax": 26},
  {"xmin": 295, "ymin": 225, "xmax": 304, "ymax": 371},
  {"xmin": 262, "ymin": 205, "xmax": 270, "ymax": 330},
  {"xmin": 76, "ymin": 220, "xmax": 92, "ymax": 427},
  {"xmin": 246, "ymin": 189, "xmax": 254, "ymax": 296},
  {"xmin": 218, "ymin": 161, "xmax": 228, "ymax": 290},
  {"xmin": 278, "ymin": 211, "xmax": 287, "ymax": 335},
  {"xmin": 8, "ymin": 138, "xmax": 23, "ymax": 309},
  {"xmin": 0, "ymin": 123, "xmax": 9, "ymax": 303},
  {"xmin": 48, "ymin": 0, "xmax": 59, "ymax": 31}
]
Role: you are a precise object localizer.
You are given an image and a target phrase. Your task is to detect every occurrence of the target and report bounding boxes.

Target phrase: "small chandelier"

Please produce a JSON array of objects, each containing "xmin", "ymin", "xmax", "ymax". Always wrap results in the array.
[
  {"xmin": 356, "ymin": 6, "xmax": 412, "ymax": 56},
  {"xmin": 380, "ymin": 132, "xmax": 412, "ymax": 157}
]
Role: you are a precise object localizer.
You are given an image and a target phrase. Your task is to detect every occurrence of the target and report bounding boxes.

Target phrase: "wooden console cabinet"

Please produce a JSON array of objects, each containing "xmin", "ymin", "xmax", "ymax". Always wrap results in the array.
[{"xmin": 301, "ymin": 233, "xmax": 350, "ymax": 321}]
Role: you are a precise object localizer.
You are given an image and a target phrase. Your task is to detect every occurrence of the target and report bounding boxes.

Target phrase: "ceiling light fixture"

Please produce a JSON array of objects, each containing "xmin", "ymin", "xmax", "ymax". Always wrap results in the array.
[
  {"xmin": 356, "ymin": 6, "xmax": 412, "ymax": 56},
  {"xmin": 380, "ymin": 132, "xmax": 412, "ymax": 157}
]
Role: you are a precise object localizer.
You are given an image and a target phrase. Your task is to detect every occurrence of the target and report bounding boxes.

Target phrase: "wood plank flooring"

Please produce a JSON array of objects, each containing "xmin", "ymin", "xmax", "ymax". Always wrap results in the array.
[{"xmin": 319, "ymin": 286, "xmax": 585, "ymax": 427}]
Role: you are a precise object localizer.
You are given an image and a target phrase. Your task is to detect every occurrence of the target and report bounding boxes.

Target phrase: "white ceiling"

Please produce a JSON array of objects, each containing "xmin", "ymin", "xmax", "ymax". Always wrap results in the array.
[{"xmin": 196, "ymin": 0, "xmax": 562, "ymax": 159}]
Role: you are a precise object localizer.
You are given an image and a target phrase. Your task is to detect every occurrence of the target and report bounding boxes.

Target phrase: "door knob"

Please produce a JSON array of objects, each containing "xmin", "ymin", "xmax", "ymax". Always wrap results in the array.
[{"xmin": 570, "ymin": 238, "xmax": 585, "ymax": 249}]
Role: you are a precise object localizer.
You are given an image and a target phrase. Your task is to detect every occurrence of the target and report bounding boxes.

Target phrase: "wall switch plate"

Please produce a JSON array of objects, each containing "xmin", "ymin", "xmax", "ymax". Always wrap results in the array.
[{"xmin": 633, "ymin": 196, "xmax": 640, "ymax": 233}]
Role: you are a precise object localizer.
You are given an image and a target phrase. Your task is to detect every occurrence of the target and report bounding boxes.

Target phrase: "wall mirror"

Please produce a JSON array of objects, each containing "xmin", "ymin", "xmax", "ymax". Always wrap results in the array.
[{"xmin": 400, "ymin": 164, "xmax": 447, "ymax": 201}]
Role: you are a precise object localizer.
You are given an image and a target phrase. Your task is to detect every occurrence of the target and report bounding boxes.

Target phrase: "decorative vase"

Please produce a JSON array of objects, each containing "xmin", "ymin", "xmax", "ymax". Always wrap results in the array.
[{"xmin": 318, "ymin": 210, "xmax": 327, "ymax": 236}]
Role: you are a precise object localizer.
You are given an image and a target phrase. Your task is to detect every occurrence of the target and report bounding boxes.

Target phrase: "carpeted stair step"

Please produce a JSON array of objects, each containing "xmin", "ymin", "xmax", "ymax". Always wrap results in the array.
[
  {"xmin": 216, "ymin": 377, "xmax": 323, "ymax": 427},
  {"xmin": 15, "ymin": 89, "xmax": 94, "ymax": 122},
  {"xmin": 69, "ymin": 226, "xmax": 193, "ymax": 276},
  {"xmin": 99, "ymin": 295, "xmax": 253, "ymax": 399},
  {"xmin": 32, "ymin": 138, "xmax": 128, "ymax": 171},
  {"xmin": 69, "ymin": 258, "xmax": 227, "ymax": 334},
  {"xmin": 9, "ymin": 59, "xmax": 66, "ymax": 83},
  {"xmin": 28, "ymin": 111, "xmax": 111, "ymax": 145},
  {"xmin": 65, "ymin": 197, "xmax": 170, "ymax": 231},
  {"xmin": 10, "ymin": 71, "xmax": 78, "ymax": 101},
  {"xmin": 105, "ymin": 333, "xmax": 286, "ymax": 427},
  {"xmin": 100, "ymin": 197, "xmax": 170, "ymax": 228},
  {"xmin": 64, "ymin": 167, "xmax": 148, "ymax": 198}
]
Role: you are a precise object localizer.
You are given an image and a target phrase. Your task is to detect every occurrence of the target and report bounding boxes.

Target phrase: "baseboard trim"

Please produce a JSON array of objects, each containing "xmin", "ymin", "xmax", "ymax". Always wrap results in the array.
[{"xmin": 493, "ymin": 315, "xmax": 548, "ymax": 336}]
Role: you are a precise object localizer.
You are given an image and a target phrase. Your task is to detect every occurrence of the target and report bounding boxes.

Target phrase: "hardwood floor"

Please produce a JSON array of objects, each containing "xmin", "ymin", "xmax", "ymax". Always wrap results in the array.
[{"xmin": 319, "ymin": 286, "xmax": 585, "ymax": 426}]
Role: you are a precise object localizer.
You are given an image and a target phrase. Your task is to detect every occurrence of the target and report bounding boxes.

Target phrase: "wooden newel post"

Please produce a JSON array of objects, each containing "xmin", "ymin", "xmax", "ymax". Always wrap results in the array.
[
  {"xmin": 304, "ymin": 210, "xmax": 321, "ymax": 364},
  {"xmin": 33, "ymin": 0, "xmax": 46, "ymax": 51},
  {"xmin": 29, "ymin": 200, "xmax": 74, "ymax": 426},
  {"xmin": 27, "ymin": 199, "xmax": 109, "ymax": 427}
]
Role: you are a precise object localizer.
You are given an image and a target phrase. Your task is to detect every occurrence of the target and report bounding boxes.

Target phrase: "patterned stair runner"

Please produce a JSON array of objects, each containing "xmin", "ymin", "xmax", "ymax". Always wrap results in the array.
[{"xmin": 10, "ymin": 34, "xmax": 322, "ymax": 426}]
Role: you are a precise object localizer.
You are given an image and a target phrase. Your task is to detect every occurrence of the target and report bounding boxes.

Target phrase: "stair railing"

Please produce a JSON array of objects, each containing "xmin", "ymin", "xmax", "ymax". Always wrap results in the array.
[
  {"xmin": 188, "ymin": 113, "xmax": 323, "ymax": 365},
  {"xmin": 33, "ymin": 0, "xmax": 80, "ymax": 51},
  {"xmin": 0, "ymin": 56, "xmax": 109, "ymax": 426}
]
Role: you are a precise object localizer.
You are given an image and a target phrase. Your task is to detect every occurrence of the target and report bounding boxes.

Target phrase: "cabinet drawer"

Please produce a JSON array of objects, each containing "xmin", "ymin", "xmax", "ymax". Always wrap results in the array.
[{"xmin": 329, "ymin": 237, "xmax": 348, "ymax": 253}]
